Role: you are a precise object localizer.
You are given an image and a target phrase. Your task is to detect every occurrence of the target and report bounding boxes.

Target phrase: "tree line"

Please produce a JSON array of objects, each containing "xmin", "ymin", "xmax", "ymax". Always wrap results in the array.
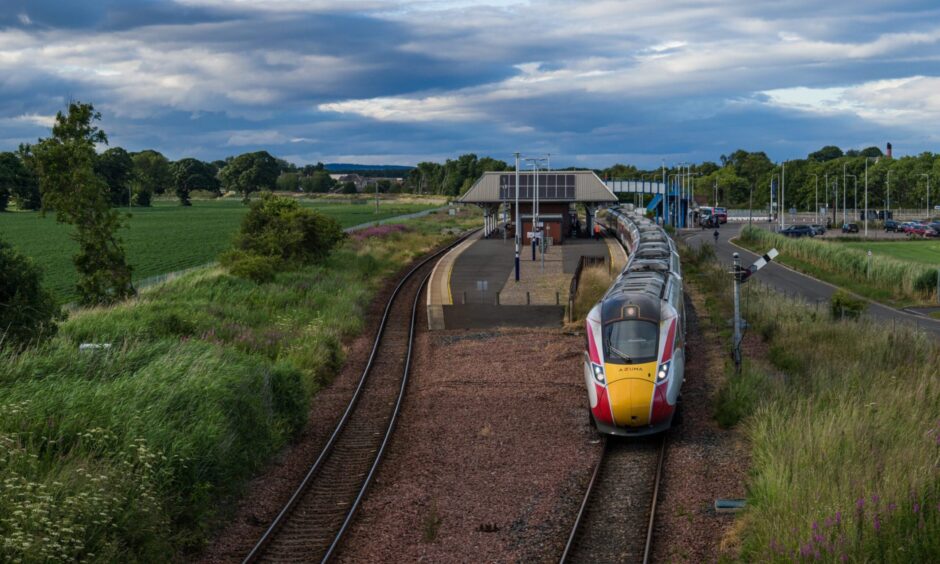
[{"xmin": 598, "ymin": 145, "xmax": 940, "ymax": 212}]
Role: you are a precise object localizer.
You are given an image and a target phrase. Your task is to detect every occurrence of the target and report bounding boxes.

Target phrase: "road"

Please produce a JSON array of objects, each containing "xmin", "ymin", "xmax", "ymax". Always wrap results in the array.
[{"xmin": 680, "ymin": 223, "xmax": 940, "ymax": 337}]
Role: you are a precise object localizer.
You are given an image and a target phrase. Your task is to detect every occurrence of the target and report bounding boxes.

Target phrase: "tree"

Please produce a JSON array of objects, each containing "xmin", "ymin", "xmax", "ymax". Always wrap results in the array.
[
  {"xmin": 809, "ymin": 146, "xmax": 844, "ymax": 162},
  {"xmin": 219, "ymin": 151, "xmax": 280, "ymax": 203},
  {"xmin": 172, "ymin": 158, "xmax": 219, "ymax": 206},
  {"xmin": 276, "ymin": 172, "xmax": 301, "ymax": 192},
  {"xmin": 10, "ymin": 145, "xmax": 42, "ymax": 210},
  {"xmin": 131, "ymin": 150, "xmax": 173, "ymax": 199},
  {"xmin": 341, "ymin": 181, "xmax": 357, "ymax": 194},
  {"xmin": 0, "ymin": 152, "xmax": 34, "ymax": 211},
  {"xmin": 31, "ymin": 102, "xmax": 134, "ymax": 305},
  {"xmin": 96, "ymin": 147, "xmax": 134, "ymax": 206},
  {"xmin": 0, "ymin": 238, "xmax": 62, "ymax": 347},
  {"xmin": 859, "ymin": 146, "xmax": 884, "ymax": 158},
  {"xmin": 301, "ymin": 170, "xmax": 334, "ymax": 193}
]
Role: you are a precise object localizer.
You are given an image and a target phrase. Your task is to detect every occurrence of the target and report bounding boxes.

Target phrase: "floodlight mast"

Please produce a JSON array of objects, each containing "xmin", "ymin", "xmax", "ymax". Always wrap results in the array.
[{"xmin": 514, "ymin": 152, "xmax": 520, "ymax": 281}]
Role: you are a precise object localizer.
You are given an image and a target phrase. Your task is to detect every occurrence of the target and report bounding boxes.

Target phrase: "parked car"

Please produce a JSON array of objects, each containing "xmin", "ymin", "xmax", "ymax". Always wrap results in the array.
[
  {"xmin": 884, "ymin": 219, "xmax": 901, "ymax": 232},
  {"xmin": 781, "ymin": 225, "xmax": 815, "ymax": 237},
  {"xmin": 810, "ymin": 224, "xmax": 826, "ymax": 235},
  {"xmin": 925, "ymin": 223, "xmax": 940, "ymax": 238},
  {"xmin": 901, "ymin": 222, "xmax": 917, "ymax": 234},
  {"xmin": 841, "ymin": 223, "xmax": 860, "ymax": 233},
  {"xmin": 714, "ymin": 207, "xmax": 728, "ymax": 224},
  {"xmin": 908, "ymin": 223, "xmax": 929, "ymax": 237}
]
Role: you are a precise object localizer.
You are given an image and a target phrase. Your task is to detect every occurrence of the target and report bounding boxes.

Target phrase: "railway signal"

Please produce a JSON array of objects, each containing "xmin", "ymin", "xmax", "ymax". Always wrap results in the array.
[{"xmin": 731, "ymin": 249, "xmax": 778, "ymax": 372}]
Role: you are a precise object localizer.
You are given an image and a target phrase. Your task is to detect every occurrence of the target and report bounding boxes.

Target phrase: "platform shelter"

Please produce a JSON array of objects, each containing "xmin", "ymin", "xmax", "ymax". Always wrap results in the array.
[{"xmin": 459, "ymin": 170, "xmax": 618, "ymax": 244}]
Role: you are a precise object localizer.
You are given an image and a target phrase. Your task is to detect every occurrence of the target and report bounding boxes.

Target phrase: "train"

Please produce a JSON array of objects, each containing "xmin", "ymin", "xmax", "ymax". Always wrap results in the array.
[{"xmin": 583, "ymin": 206, "xmax": 685, "ymax": 436}]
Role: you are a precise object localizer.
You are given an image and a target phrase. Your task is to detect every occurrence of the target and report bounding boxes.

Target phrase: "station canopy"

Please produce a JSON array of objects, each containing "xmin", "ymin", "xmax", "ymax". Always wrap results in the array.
[{"xmin": 459, "ymin": 170, "xmax": 617, "ymax": 204}]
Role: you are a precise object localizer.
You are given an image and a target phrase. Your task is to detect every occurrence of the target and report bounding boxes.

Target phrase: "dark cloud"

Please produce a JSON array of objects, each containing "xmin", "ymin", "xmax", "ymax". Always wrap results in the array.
[{"xmin": 1, "ymin": 1, "xmax": 939, "ymax": 166}]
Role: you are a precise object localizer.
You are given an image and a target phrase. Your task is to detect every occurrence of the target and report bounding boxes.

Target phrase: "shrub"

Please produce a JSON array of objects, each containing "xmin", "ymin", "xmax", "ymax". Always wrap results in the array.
[
  {"xmin": 219, "ymin": 250, "xmax": 279, "ymax": 284},
  {"xmin": 233, "ymin": 194, "xmax": 345, "ymax": 266},
  {"xmin": 830, "ymin": 289, "xmax": 866, "ymax": 320},
  {"xmin": 0, "ymin": 238, "xmax": 62, "ymax": 347}
]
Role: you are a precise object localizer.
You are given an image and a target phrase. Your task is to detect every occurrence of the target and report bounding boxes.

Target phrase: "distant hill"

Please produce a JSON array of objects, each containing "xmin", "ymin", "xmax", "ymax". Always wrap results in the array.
[{"xmin": 324, "ymin": 163, "xmax": 414, "ymax": 172}]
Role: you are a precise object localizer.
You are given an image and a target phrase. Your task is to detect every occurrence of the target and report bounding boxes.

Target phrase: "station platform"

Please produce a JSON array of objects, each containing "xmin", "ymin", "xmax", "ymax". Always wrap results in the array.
[{"xmin": 427, "ymin": 234, "xmax": 627, "ymax": 330}]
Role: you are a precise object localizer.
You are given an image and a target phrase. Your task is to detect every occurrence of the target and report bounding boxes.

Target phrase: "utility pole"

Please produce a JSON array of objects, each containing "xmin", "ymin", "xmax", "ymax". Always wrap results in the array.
[
  {"xmin": 514, "ymin": 152, "xmax": 520, "ymax": 282},
  {"xmin": 732, "ymin": 253, "xmax": 742, "ymax": 371},
  {"xmin": 842, "ymin": 162, "xmax": 847, "ymax": 226}
]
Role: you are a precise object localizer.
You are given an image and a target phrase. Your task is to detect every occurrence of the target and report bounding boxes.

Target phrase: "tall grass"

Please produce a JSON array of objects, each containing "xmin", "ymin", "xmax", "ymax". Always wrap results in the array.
[
  {"xmin": 682, "ymin": 242, "xmax": 940, "ymax": 562},
  {"xmin": 571, "ymin": 265, "xmax": 614, "ymax": 321},
  {"xmin": 0, "ymin": 208, "xmax": 480, "ymax": 561},
  {"xmin": 738, "ymin": 226, "xmax": 938, "ymax": 304}
]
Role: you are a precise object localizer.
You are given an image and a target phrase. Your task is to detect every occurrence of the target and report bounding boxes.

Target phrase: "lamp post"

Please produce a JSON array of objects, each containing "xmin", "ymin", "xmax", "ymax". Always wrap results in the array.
[
  {"xmin": 780, "ymin": 161, "xmax": 787, "ymax": 230},
  {"xmin": 864, "ymin": 157, "xmax": 872, "ymax": 236},
  {"xmin": 513, "ymin": 152, "xmax": 520, "ymax": 281},
  {"xmin": 810, "ymin": 174, "xmax": 819, "ymax": 224},
  {"xmin": 886, "ymin": 169, "xmax": 892, "ymax": 217},
  {"xmin": 769, "ymin": 173, "xmax": 779, "ymax": 222},
  {"xmin": 847, "ymin": 174, "xmax": 858, "ymax": 223},
  {"xmin": 921, "ymin": 173, "xmax": 931, "ymax": 219}
]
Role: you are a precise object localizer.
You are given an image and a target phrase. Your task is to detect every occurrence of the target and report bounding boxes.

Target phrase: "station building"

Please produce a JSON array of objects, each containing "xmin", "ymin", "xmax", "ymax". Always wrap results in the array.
[{"xmin": 459, "ymin": 170, "xmax": 618, "ymax": 244}]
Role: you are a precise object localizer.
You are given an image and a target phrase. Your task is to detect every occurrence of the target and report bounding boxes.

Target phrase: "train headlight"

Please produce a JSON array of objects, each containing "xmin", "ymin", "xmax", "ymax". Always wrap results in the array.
[
  {"xmin": 657, "ymin": 360, "xmax": 671, "ymax": 382},
  {"xmin": 592, "ymin": 363, "xmax": 606, "ymax": 385}
]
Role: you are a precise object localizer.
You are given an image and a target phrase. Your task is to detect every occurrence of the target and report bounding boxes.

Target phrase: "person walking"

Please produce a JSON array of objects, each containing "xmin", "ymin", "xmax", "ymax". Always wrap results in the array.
[
  {"xmin": 713, "ymin": 228, "xmax": 720, "ymax": 246},
  {"xmin": 593, "ymin": 223, "xmax": 601, "ymax": 240}
]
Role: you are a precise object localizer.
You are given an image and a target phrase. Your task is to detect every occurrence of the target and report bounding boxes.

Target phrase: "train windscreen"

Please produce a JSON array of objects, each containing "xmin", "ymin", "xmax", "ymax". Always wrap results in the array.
[{"xmin": 604, "ymin": 320, "xmax": 658, "ymax": 364}]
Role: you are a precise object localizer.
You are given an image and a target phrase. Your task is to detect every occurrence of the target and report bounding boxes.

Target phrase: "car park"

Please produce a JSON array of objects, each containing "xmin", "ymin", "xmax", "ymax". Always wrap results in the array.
[
  {"xmin": 782, "ymin": 225, "xmax": 815, "ymax": 237},
  {"xmin": 884, "ymin": 219, "xmax": 901, "ymax": 232},
  {"xmin": 908, "ymin": 223, "xmax": 929, "ymax": 237},
  {"xmin": 925, "ymin": 223, "xmax": 940, "ymax": 238},
  {"xmin": 841, "ymin": 223, "xmax": 859, "ymax": 233},
  {"xmin": 810, "ymin": 224, "xmax": 826, "ymax": 235}
]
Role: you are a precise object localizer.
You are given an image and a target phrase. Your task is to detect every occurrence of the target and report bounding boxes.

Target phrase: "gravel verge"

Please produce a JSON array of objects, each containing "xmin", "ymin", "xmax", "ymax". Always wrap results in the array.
[
  {"xmin": 650, "ymin": 285, "xmax": 752, "ymax": 562},
  {"xmin": 336, "ymin": 327, "xmax": 601, "ymax": 563}
]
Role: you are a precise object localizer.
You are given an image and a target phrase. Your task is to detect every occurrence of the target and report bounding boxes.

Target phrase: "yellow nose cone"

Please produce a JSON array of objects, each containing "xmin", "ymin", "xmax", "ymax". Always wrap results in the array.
[{"xmin": 607, "ymin": 378, "xmax": 654, "ymax": 426}]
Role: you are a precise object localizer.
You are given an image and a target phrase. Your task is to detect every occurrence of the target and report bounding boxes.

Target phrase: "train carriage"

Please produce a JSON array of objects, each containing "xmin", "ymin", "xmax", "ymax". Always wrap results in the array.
[{"xmin": 585, "ymin": 207, "xmax": 685, "ymax": 436}]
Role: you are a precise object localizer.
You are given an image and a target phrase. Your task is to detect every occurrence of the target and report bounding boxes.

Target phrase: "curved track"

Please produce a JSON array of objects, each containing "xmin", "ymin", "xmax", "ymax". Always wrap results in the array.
[
  {"xmin": 560, "ymin": 436, "xmax": 666, "ymax": 564},
  {"xmin": 244, "ymin": 233, "xmax": 474, "ymax": 564}
]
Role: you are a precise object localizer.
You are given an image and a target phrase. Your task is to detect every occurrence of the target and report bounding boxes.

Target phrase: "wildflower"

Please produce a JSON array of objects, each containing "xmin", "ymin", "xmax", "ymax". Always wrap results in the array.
[
  {"xmin": 856, "ymin": 498, "xmax": 864, "ymax": 510},
  {"xmin": 873, "ymin": 514, "xmax": 881, "ymax": 532},
  {"xmin": 914, "ymin": 502, "xmax": 920, "ymax": 514},
  {"xmin": 812, "ymin": 521, "xmax": 819, "ymax": 531},
  {"xmin": 871, "ymin": 494, "xmax": 880, "ymax": 505},
  {"xmin": 888, "ymin": 502, "xmax": 897, "ymax": 512}
]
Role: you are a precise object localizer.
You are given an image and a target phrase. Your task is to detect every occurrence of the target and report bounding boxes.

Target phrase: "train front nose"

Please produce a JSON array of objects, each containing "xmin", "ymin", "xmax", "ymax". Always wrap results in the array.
[
  {"xmin": 604, "ymin": 363, "xmax": 656, "ymax": 427},
  {"xmin": 607, "ymin": 379, "xmax": 654, "ymax": 426}
]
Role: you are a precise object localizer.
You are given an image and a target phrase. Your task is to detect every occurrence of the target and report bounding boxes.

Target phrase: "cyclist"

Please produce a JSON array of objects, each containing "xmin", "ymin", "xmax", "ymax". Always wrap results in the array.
[{"xmin": 713, "ymin": 228, "xmax": 720, "ymax": 245}]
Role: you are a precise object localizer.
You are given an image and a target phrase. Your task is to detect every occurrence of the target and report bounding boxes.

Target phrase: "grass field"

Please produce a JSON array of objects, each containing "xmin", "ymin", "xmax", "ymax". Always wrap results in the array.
[
  {"xmin": 0, "ymin": 208, "xmax": 480, "ymax": 562},
  {"xmin": 0, "ymin": 199, "xmax": 437, "ymax": 301},
  {"xmin": 682, "ymin": 243, "xmax": 940, "ymax": 562},
  {"xmin": 838, "ymin": 240, "xmax": 940, "ymax": 266},
  {"xmin": 737, "ymin": 227, "xmax": 939, "ymax": 307}
]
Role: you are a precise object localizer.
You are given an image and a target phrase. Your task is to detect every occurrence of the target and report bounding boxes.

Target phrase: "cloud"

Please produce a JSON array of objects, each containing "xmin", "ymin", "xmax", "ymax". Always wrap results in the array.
[{"xmin": 2, "ymin": 1, "xmax": 940, "ymax": 167}]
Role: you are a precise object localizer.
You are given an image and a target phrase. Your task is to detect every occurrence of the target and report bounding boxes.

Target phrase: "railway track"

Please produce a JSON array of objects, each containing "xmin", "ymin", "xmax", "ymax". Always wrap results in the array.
[
  {"xmin": 243, "ymin": 232, "xmax": 473, "ymax": 564},
  {"xmin": 560, "ymin": 436, "xmax": 667, "ymax": 564}
]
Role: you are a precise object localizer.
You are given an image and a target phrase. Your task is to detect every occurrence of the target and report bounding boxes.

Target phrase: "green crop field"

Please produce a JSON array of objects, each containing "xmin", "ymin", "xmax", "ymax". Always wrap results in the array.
[
  {"xmin": 0, "ymin": 198, "xmax": 437, "ymax": 301},
  {"xmin": 837, "ymin": 240, "xmax": 940, "ymax": 266}
]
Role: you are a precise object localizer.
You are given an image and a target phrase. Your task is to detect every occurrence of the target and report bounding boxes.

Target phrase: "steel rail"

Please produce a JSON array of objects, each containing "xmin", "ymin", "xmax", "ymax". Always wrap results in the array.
[
  {"xmin": 243, "ymin": 230, "xmax": 477, "ymax": 563},
  {"xmin": 643, "ymin": 436, "xmax": 667, "ymax": 564},
  {"xmin": 321, "ymin": 272, "xmax": 430, "ymax": 562},
  {"xmin": 559, "ymin": 437, "xmax": 607, "ymax": 562}
]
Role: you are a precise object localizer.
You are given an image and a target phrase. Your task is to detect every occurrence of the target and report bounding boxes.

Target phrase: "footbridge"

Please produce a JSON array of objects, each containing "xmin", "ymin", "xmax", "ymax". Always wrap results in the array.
[{"xmin": 605, "ymin": 180, "xmax": 696, "ymax": 228}]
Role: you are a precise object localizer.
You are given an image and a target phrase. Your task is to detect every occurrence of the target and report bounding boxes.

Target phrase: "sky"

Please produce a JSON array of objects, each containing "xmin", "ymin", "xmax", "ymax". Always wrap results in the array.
[{"xmin": 2, "ymin": 1, "xmax": 940, "ymax": 168}]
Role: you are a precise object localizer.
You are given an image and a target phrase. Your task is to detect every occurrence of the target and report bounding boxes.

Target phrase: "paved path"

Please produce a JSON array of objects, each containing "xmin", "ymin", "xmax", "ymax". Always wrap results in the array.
[{"xmin": 681, "ymin": 224, "xmax": 940, "ymax": 337}]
